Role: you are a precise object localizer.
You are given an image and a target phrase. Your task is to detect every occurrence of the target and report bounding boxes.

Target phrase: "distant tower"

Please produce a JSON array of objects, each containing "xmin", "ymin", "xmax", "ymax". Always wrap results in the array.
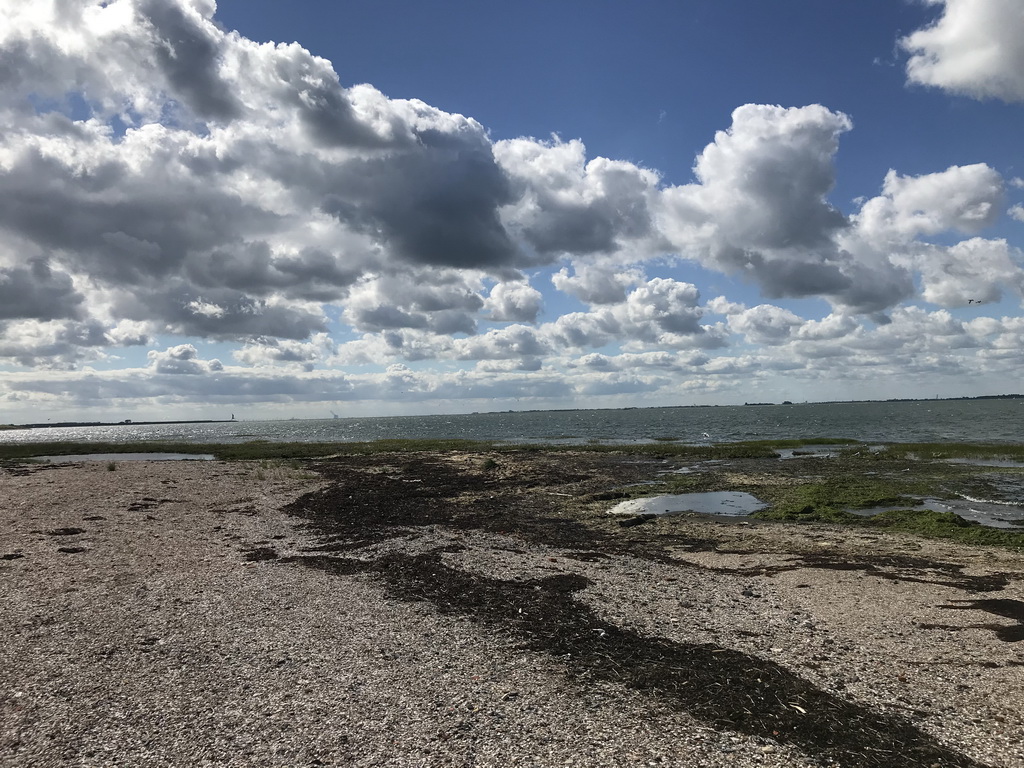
[{"xmin": 331, "ymin": 410, "xmax": 340, "ymax": 419}]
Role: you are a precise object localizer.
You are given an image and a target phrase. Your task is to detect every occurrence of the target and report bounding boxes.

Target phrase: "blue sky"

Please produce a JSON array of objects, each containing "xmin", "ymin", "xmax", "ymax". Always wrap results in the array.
[
  {"xmin": 215, "ymin": 1, "xmax": 1017, "ymax": 191},
  {"xmin": 0, "ymin": 0, "xmax": 1023, "ymax": 421}
]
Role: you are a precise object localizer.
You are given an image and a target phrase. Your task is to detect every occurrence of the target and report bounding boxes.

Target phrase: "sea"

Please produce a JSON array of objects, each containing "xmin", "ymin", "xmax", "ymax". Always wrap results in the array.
[{"xmin": 2, "ymin": 399, "xmax": 1022, "ymax": 446}]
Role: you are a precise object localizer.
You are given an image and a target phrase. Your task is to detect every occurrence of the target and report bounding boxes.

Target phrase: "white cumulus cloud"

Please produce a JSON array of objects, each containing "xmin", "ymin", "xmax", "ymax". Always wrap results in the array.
[
  {"xmin": 551, "ymin": 264, "xmax": 646, "ymax": 305},
  {"xmin": 854, "ymin": 164, "xmax": 1004, "ymax": 243},
  {"xmin": 901, "ymin": 0, "xmax": 1024, "ymax": 103},
  {"xmin": 483, "ymin": 281, "xmax": 543, "ymax": 323}
]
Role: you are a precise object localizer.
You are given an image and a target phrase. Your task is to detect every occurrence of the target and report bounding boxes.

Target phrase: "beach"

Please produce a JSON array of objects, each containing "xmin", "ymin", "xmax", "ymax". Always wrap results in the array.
[{"xmin": 1, "ymin": 451, "xmax": 1023, "ymax": 768}]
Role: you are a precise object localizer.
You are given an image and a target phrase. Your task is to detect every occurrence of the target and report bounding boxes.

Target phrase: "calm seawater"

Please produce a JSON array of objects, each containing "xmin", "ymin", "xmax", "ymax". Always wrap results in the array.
[{"xmin": 2, "ymin": 400, "xmax": 1022, "ymax": 446}]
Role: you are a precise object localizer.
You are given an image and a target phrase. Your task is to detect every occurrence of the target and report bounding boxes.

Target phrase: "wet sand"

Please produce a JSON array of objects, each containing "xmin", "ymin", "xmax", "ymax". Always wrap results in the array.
[{"xmin": 1, "ymin": 452, "xmax": 1023, "ymax": 767}]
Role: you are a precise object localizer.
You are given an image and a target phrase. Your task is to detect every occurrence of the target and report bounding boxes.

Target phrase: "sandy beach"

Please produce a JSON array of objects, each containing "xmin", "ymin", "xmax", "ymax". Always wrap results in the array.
[{"xmin": 2, "ymin": 451, "xmax": 1023, "ymax": 768}]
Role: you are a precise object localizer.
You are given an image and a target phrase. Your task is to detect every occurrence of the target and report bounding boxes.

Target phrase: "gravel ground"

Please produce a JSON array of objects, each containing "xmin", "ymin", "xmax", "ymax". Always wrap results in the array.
[{"xmin": 1, "ymin": 455, "xmax": 1023, "ymax": 768}]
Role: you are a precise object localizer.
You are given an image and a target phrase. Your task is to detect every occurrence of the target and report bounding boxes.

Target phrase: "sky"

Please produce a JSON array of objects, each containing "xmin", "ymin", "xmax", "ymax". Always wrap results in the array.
[{"xmin": 1, "ymin": 0, "xmax": 1023, "ymax": 422}]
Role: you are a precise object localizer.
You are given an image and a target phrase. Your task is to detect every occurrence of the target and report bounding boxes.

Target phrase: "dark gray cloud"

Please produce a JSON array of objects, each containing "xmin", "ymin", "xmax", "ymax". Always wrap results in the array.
[
  {"xmin": 277, "ymin": 66, "xmax": 406, "ymax": 150},
  {"xmin": 342, "ymin": 273, "xmax": 485, "ymax": 335},
  {"xmin": 322, "ymin": 128, "xmax": 518, "ymax": 269},
  {"xmin": 183, "ymin": 244, "xmax": 363, "ymax": 302},
  {"xmin": 822, "ymin": 259, "xmax": 915, "ymax": 315},
  {"xmin": 0, "ymin": 259, "xmax": 83, "ymax": 320},
  {"xmin": 735, "ymin": 251, "xmax": 853, "ymax": 299},
  {"xmin": 107, "ymin": 283, "xmax": 328, "ymax": 341},
  {"xmin": 137, "ymin": 0, "xmax": 242, "ymax": 121},
  {"xmin": 495, "ymin": 140, "xmax": 658, "ymax": 258},
  {"xmin": 0, "ymin": 140, "xmax": 279, "ymax": 288}
]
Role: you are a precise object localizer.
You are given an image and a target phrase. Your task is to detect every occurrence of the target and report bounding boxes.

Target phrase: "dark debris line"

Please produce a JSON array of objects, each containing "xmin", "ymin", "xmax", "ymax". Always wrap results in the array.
[
  {"xmin": 918, "ymin": 599, "xmax": 1024, "ymax": 643},
  {"xmin": 703, "ymin": 552, "xmax": 1012, "ymax": 593},
  {"xmin": 278, "ymin": 453, "xmax": 989, "ymax": 768},
  {"xmin": 291, "ymin": 551, "xmax": 983, "ymax": 768}
]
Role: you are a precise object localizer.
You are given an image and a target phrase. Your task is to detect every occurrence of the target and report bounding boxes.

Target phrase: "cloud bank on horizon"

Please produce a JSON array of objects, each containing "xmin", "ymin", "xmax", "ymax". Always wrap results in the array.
[{"xmin": 1, "ymin": 0, "xmax": 1023, "ymax": 419}]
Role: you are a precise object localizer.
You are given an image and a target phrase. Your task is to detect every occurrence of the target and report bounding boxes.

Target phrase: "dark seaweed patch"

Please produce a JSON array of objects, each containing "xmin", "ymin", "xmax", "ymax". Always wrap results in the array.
[
  {"xmin": 275, "ymin": 451, "xmax": 994, "ymax": 768},
  {"xmin": 918, "ymin": 599, "xmax": 1024, "ymax": 642},
  {"xmin": 243, "ymin": 547, "xmax": 279, "ymax": 562},
  {"xmin": 706, "ymin": 551, "xmax": 1012, "ymax": 593},
  {"xmin": 290, "ymin": 549, "xmax": 983, "ymax": 768}
]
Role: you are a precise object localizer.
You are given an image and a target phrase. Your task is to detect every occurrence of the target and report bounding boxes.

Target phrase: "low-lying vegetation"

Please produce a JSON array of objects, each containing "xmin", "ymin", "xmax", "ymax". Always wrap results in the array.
[
  {"xmin": 0, "ymin": 436, "xmax": 846, "ymax": 462},
  {"xmin": 3, "ymin": 436, "xmax": 1023, "ymax": 548},
  {"xmin": 853, "ymin": 442, "xmax": 1024, "ymax": 462}
]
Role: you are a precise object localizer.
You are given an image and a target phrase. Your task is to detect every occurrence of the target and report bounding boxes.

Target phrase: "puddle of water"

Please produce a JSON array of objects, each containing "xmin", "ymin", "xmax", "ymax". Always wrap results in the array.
[
  {"xmin": 610, "ymin": 491, "xmax": 768, "ymax": 518},
  {"xmin": 979, "ymin": 474, "xmax": 1024, "ymax": 505},
  {"xmin": 943, "ymin": 458, "xmax": 1024, "ymax": 468},
  {"xmin": 775, "ymin": 445, "xmax": 845, "ymax": 460},
  {"xmin": 848, "ymin": 498, "xmax": 1024, "ymax": 529},
  {"xmin": 662, "ymin": 460, "xmax": 724, "ymax": 475},
  {"xmin": 34, "ymin": 453, "xmax": 216, "ymax": 463}
]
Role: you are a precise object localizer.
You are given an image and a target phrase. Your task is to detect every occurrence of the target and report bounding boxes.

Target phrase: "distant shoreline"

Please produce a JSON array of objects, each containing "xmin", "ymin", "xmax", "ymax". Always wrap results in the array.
[
  {"xmin": 2, "ymin": 394, "xmax": 1023, "ymax": 430},
  {"xmin": 0, "ymin": 419, "xmax": 236, "ymax": 431}
]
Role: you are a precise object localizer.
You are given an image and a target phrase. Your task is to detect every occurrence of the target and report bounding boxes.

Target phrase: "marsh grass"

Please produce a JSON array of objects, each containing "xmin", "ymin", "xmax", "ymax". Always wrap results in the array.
[
  {"xmin": 754, "ymin": 505, "xmax": 1024, "ymax": 548},
  {"xmin": 2, "ymin": 436, "xmax": 1022, "ymax": 465},
  {"xmin": 0, "ymin": 437, "xmax": 830, "ymax": 462},
  {"xmin": 252, "ymin": 457, "xmax": 319, "ymax": 482},
  {"xmin": 865, "ymin": 442, "xmax": 1024, "ymax": 461},
  {"xmin": 754, "ymin": 476, "xmax": 935, "ymax": 518},
  {"xmin": 0, "ymin": 438, "xmax": 491, "ymax": 462},
  {"xmin": 743, "ymin": 459, "xmax": 1024, "ymax": 548}
]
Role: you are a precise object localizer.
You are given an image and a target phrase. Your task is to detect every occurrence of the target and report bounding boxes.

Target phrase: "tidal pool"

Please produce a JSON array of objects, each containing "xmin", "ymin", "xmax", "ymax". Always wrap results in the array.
[
  {"xmin": 848, "ymin": 497, "xmax": 1024, "ymax": 529},
  {"xmin": 610, "ymin": 491, "xmax": 768, "ymax": 518}
]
